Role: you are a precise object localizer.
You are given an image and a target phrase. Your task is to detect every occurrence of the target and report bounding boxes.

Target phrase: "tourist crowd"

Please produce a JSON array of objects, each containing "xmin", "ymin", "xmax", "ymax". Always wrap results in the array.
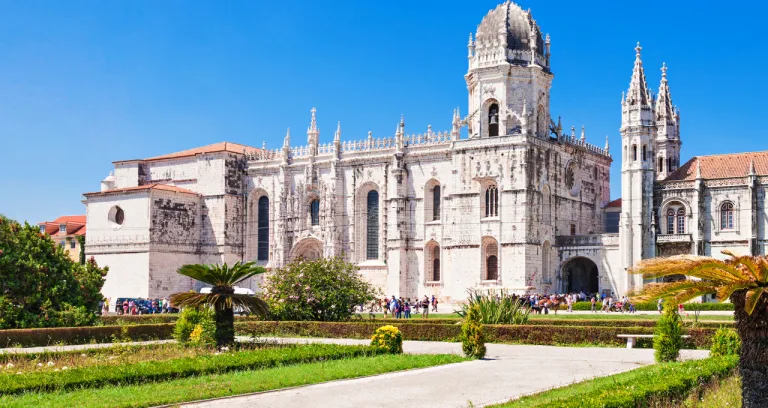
[
  {"xmin": 101, "ymin": 297, "xmax": 179, "ymax": 315},
  {"xmin": 378, "ymin": 295, "xmax": 439, "ymax": 319}
]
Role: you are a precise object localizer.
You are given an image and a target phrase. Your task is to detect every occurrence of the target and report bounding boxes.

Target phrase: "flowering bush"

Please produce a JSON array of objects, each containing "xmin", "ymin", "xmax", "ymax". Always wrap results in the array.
[
  {"xmin": 370, "ymin": 325, "xmax": 403, "ymax": 354},
  {"xmin": 710, "ymin": 327, "xmax": 740, "ymax": 357},
  {"xmin": 263, "ymin": 257, "xmax": 378, "ymax": 321},
  {"xmin": 173, "ymin": 307, "xmax": 215, "ymax": 347}
]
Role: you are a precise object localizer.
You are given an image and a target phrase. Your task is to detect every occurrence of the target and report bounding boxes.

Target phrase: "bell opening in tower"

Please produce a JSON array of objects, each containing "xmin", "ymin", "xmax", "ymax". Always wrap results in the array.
[{"xmin": 488, "ymin": 104, "xmax": 499, "ymax": 137}]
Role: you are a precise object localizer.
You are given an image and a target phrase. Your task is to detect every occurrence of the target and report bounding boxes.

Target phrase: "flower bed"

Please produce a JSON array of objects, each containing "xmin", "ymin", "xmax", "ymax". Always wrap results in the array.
[
  {"xmin": 491, "ymin": 355, "xmax": 738, "ymax": 407},
  {"xmin": 0, "ymin": 343, "xmax": 385, "ymax": 395},
  {"xmin": 236, "ymin": 321, "xmax": 717, "ymax": 348},
  {"xmin": 0, "ymin": 324, "xmax": 174, "ymax": 348}
]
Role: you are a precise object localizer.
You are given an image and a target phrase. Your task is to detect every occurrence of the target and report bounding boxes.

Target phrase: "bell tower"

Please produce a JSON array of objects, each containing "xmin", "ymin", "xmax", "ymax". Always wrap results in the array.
[
  {"xmin": 619, "ymin": 43, "xmax": 656, "ymax": 291},
  {"xmin": 465, "ymin": 1, "xmax": 553, "ymax": 139},
  {"xmin": 654, "ymin": 63, "xmax": 682, "ymax": 180}
]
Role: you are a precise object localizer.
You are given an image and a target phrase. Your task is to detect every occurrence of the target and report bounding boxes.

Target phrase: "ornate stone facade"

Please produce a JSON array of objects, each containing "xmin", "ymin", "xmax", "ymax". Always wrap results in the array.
[{"xmin": 83, "ymin": 1, "xmax": 767, "ymax": 305}]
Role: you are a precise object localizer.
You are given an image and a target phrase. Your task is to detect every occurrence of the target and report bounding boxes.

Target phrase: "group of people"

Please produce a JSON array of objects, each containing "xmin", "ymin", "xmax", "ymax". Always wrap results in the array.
[
  {"xmin": 381, "ymin": 295, "xmax": 438, "ymax": 319},
  {"xmin": 107, "ymin": 297, "xmax": 176, "ymax": 315},
  {"xmin": 590, "ymin": 293, "xmax": 636, "ymax": 313}
]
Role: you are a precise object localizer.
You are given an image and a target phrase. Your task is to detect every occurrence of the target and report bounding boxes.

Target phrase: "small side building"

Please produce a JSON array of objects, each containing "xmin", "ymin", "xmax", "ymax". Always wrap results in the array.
[{"xmin": 38, "ymin": 215, "xmax": 86, "ymax": 263}]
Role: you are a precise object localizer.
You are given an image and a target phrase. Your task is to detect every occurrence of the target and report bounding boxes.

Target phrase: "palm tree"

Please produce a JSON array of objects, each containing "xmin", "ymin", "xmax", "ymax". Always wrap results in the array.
[
  {"xmin": 630, "ymin": 251, "xmax": 768, "ymax": 407},
  {"xmin": 171, "ymin": 261, "xmax": 268, "ymax": 347}
]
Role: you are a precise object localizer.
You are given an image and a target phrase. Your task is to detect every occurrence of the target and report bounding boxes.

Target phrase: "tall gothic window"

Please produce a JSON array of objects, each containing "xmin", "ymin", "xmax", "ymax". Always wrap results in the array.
[
  {"xmin": 432, "ymin": 185, "xmax": 441, "ymax": 221},
  {"xmin": 632, "ymin": 145, "xmax": 637, "ymax": 161},
  {"xmin": 432, "ymin": 246, "xmax": 440, "ymax": 281},
  {"xmin": 309, "ymin": 199, "xmax": 320, "ymax": 226},
  {"xmin": 541, "ymin": 186, "xmax": 551, "ymax": 225},
  {"xmin": 668, "ymin": 157, "xmax": 674, "ymax": 172},
  {"xmin": 488, "ymin": 103, "xmax": 499, "ymax": 137},
  {"xmin": 667, "ymin": 209, "xmax": 675, "ymax": 234},
  {"xmin": 366, "ymin": 190, "xmax": 379, "ymax": 260},
  {"xmin": 721, "ymin": 202, "xmax": 734, "ymax": 230},
  {"xmin": 642, "ymin": 145, "xmax": 647, "ymax": 161},
  {"xmin": 485, "ymin": 185, "xmax": 498, "ymax": 217},
  {"xmin": 257, "ymin": 196, "xmax": 269, "ymax": 261},
  {"xmin": 677, "ymin": 208, "xmax": 686, "ymax": 234}
]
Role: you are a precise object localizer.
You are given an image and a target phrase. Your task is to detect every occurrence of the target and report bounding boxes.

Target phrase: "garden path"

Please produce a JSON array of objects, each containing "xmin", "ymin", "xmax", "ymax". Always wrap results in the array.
[{"xmin": 183, "ymin": 338, "xmax": 710, "ymax": 408}]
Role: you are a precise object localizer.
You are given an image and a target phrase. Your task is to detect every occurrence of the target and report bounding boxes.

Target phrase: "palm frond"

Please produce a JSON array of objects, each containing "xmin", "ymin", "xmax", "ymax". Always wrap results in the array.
[
  {"xmin": 743, "ymin": 288, "xmax": 767, "ymax": 315},
  {"xmin": 171, "ymin": 292, "xmax": 213, "ymax": 308},
  {"xmin": 228, "ymin": 294, "xmax": 269, "ymax": 316},
  {"xmin": 631, "ymin": 255, "xmax": 744, "ymax": 283},
  {"xmin": 176, "ymin": 262, "xmax": 266, "ymax": 287},
  {"xmin": 716, "ymin": 282, "xmax": 756, "ymax": 301},
  {"xmin": 631, "ymin": 280, "xmax": 718, "ymax": 303}
]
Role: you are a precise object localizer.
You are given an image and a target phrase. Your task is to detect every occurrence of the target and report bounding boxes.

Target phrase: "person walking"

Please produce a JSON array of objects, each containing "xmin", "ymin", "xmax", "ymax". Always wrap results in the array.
[
  {"xmin": 404, "ymin": 300, "xmax": 411, "ymax": 318},
  {"xmin": 590, "ymin": 296, "xmax": 596, "ymax": 313},
  {"xmin": 421, "ymin": 296, "xmax": 430, "ymax": 319},
  {"xmin": 383, "ymin": 297, "xmax": 389, "ymax": 317},
  {"xmin": 431, "ymin": 295, "xmax": 438, "ymax": 312}
]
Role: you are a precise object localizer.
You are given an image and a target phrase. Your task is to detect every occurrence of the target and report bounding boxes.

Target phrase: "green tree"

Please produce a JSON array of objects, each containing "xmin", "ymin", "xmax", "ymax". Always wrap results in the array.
[
  {"xmin": 459, "ymin": 304, "xmax": 486, "ymax": 359},
  {"xmin": 171, "ymin": 262, "xmax": 268, "ymax": 347},
  {"xmin": 654, "ymin": 302, "xmax": 683, "ymax": 362},
  {"xmin": 263, "ymin": 257, "xmax": 378, "ymax": 322},
  {"xmin": 0, "ymin": 215, "xmax": 107, "ymax": 329},
  {"xmin": 631, "ymin": 252, "xmax": 768, "ymax": 407}
]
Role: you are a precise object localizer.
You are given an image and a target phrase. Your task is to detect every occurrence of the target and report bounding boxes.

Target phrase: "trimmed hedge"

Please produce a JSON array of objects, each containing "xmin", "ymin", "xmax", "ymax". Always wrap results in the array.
[
  {"xmin": 572, "ymin": 301, "xmax": 734, "ymax": 311},
  {"xmin": 98, "ymin": 315, "xmax": 268, "ymax": 326},
  {"xmin": 0, "ymin": 343, "xmax": 384, "ymax": 395},
  {"xmin": 494, "ymin": 355, "xmax": 738, "ymax": 407},
  {"xmin": 235, "ymin": 321, "xmax": 717, "ymax": 349},
  {"xmin": 0, "ymin": 324, "xmax": 174, "ymax": 348}
]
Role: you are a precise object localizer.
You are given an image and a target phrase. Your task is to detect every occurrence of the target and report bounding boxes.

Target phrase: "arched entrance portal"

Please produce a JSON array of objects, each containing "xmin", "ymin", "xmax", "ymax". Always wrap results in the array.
[
  {"xmin": 562, "ymin": 257, "xmax": 599, "ymax": 294},
  {"xmin": 290, "ymin": 238, "xmax": 324, "ymax": 262}
]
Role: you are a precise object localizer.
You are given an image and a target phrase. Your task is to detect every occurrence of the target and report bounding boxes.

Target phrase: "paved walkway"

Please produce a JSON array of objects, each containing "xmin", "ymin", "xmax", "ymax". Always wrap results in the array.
[{"xmin": 183, "ymin": 338, "xmax": 709, "ymax": 408}]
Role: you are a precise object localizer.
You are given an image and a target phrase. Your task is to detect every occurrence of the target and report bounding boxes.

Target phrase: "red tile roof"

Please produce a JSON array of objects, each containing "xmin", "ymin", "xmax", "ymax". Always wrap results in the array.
[
  {"xmin": 665, "ymin": 151, "xmax": 768, "ymax": 181},
  {"xmin": 84, "ymin": 183, "xmax": 200, "ymax": 197},
  {"xmin": 38, "ymin": 215, "xmax": 86, "ymax": 236},
  {"xmin": 605, "ymin": 198, "xmax": 622, "ymax": 208},
  {"xmin": 114, "ymin": 142, "xmax": 262, "ymax": 163}
]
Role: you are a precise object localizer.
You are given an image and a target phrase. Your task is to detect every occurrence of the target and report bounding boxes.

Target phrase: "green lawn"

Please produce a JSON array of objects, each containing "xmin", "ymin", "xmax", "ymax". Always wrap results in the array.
[
  {"xmin": 681, "ymin": 374, "xmax": 741, "ymax": 407},
  {"xmin": 0, "ymin": 353, "xmax": 464, "ymax": 408},
  {"xmin": 527, "ymin": 313, "xmax": 734, "ymax": 322}
]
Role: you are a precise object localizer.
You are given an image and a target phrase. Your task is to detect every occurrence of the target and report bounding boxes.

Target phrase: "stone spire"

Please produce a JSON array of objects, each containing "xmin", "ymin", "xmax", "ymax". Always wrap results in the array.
[
  {"xmin": 625, "ymin": 43, "xmax": 652, "ymax": 107},
  {"xmin": 545, "ymin": 33, "xmax": 551, "ymax": 66},
  {"xmin": 467, "ymin": 32, "xmax": 474, "ymax": 58},
  {"xmin": 580, "ymin": 125, "xmax": 585, "ymax": 142},
  {"xmin": 696, "ymin": 159, "xmax": 703, "ymax": 179},
  {"xmin": 396, "ymin": 115, "xmax": 405, "ymax": 153},
  {"xmin": 451, "ymin": 108, "xmax": 461, "ymax": 141},
  {"xmin": 605, "ymin": 136, "xmax": 610, "ymax": 153},
  {"xmin": 656, "ymin": 63, "xmax": 674, "ymax": 123},
  {"xmin": 749, "ymin": 159, "xmax": 757, "ymax": 176},
  {"xmin": 307, "ymin": 107, "xmax": 319, "ymax": 154},
  {"xmin": 281, "ymin": 128, "xmax": 291, "ymax": 165},
  {"xmin": 333, "ymin": 121, "xmax": 341, "ymax": 159}
]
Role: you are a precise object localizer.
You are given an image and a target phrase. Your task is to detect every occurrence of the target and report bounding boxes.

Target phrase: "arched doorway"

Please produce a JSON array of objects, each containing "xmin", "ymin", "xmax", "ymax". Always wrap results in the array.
[
  {"xmin": 290, "ymin": 237, "xmax": 324, "ymax": 262},
  {"xmin": 562, "ymin": 257, "xmax": 599, "ymax": 294}
]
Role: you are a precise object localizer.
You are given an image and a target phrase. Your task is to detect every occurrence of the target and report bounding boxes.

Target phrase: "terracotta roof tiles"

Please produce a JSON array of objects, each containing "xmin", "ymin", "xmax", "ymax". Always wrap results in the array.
[
  {"xmin": 114, "ymin": 142, "xmax": 261, "ymax": 163},
  {"xmin": 83, "ymin": 183, "xmax": 200, "ymax": 197},
  {"xmin": 664, "ymin": 151, "xmax": 768, "ymax": 182}
]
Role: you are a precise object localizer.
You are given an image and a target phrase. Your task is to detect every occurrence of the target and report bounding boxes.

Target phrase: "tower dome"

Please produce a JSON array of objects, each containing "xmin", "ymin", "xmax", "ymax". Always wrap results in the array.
[{"xmin": 472, "ymin": 1, "xmax": 549, "ymax": 70}]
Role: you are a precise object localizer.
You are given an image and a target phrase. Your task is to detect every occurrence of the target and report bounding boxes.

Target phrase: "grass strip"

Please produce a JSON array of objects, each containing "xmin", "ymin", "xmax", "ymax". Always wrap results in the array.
[
  {"xmin": 491, "ymin": 355, "xmax": 738, "ymax": 407},
  {"xmin": 0, "ymin": 353, "xmax": 466, "ymax": 408},
  {"xmin": 0, "ymin": 343, "xmax": 385, "ymax": 395}
]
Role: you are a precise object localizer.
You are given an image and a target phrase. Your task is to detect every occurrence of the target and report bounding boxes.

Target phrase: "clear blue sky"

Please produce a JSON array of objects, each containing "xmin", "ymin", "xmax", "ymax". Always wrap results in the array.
[{"xmin": 1, "ymin": 0, "xmax": 766, "ymax": 224}]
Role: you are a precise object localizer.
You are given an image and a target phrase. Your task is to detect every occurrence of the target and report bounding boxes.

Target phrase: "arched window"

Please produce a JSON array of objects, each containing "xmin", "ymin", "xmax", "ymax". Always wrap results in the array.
[
  {"xmin": 668, "ymin": 157, "xmax": 673, "ymax": 172},
  {"xmin": 257, "ymin": 196, "xmax": 269, "ymax": 261},
  {"xmin": 432, "ymin": 246, "xmax": 440, "ymax": 281},
  {"xmin": 541, "ymin": 186, "xmax": 551, "ymax": 225},
  {"xmin": 658, "ymin": 156, "xmax": 664, "ymax": 172},
  {"xmin": 541, "ymin": 241, "xmax": 551, "ymax": 283},
  {"xmin": 721, "ymin": 202, "xmax": 734, "ymax": 230},
  {"xmin": 632, "ymin": 145, "xmax": 637, "ymax": 161},
  {"xmin": 309, "ymin": 199, "xmax": 320, "ymax": 226},
  {"xmin": 485, "ymin": 185, "xmax": 498, "ymax": 217},
  {"xmin": 666, "ymin": 209, "xmax": 675, "ymax": 234},
  {"xmin": 366, "ymin": 190, "xmax": 379, "ymax": 260},
  {"xmin": 677, "ymin": 208, "xmax": 686, "ymax": 234},
  {"xmin": 488, "ymin": 103, "xmax": 499, "ymax": 137},
  {"xmin": 482, "ymin": 237, "xmax": 499, "ymax": 281},
  {"xmin": 486, "ymin": 256, "xmax": 498, "ymax": 280},
  {"xmin": 433, "ymin": 185, "xmax": 441, "ymax": 221},
  {"xmin": 642, "ymin": 145, "xmax": 647, "ymax": 161}
]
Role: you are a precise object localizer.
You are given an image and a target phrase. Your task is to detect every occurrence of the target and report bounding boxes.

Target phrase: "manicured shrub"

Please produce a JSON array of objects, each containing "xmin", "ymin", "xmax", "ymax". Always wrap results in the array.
[
  {"xmin": 262, "ymin": 257, "xmax": 378, "ymax": 322},
  {"xmin": 0, "ymin": 324, "xmax": 174, "ymax": 348},
  {"xmin": 0, "ymin": 344, "xmax": 386, "ymax": 395},
  {"xmin": 460, "ymin": 304, "xmax": 486, "ymax": 359},
  {"xmin": 370, "ymin": 325, "xmax": 403, "ymax": 354},
  {"xmin": 710, "ymin": 327, "xmax": 741, "ymax": 357},
  {"xmin": 655, "ymin": 302, "xmax": 684, "ymax": 362},
  {"xmin": 456, "ymin": 289, "xmax": 530, "ymax": 324},
  {"xmin": 173, "ymin": 307, "xmax": 215, "ymax": 347},
  {"xmin": 0, "ymin": 216, "xmax": 108, "ymax": 329}
]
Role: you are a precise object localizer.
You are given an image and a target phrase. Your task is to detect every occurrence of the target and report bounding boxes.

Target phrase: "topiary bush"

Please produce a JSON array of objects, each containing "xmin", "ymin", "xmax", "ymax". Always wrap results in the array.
[
  {"xmin": 710, "ymin": 327, "xmax": 741, "ymax": 357},
  {"xmin": 370, "ymin": 325, "xmax": 403, "ymax": 354},
  {"xmin": 654, "ymin": 302, "xmax": 684, "ymax": 362},
  {"xmin": 173, "ymin": 307, "xmax": 215, "ymax": 347},
  {"xmin": 460, "ymin": 304, "xmax": 486, "ymax": 359}
]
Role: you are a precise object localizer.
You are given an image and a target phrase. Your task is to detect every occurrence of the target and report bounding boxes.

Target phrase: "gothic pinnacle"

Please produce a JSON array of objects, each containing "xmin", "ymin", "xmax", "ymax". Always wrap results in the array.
[
  {"xmin": 605, "ymin": 136, "xmax": 610, "ymax": 153},
  {"xmin": 334, "ymin": 121, "xmax": 341, "ymax": 142},
  {"xmin": 749, "ymin": 159, "xmax": 757, "ymax": 176},
  {"xmin": 580, "ymin": 125, "xmax": 585, "ymax": 142},
  {"xmin": 283, "ymin": 128, "xmax": 291, "ymax": 147}
]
